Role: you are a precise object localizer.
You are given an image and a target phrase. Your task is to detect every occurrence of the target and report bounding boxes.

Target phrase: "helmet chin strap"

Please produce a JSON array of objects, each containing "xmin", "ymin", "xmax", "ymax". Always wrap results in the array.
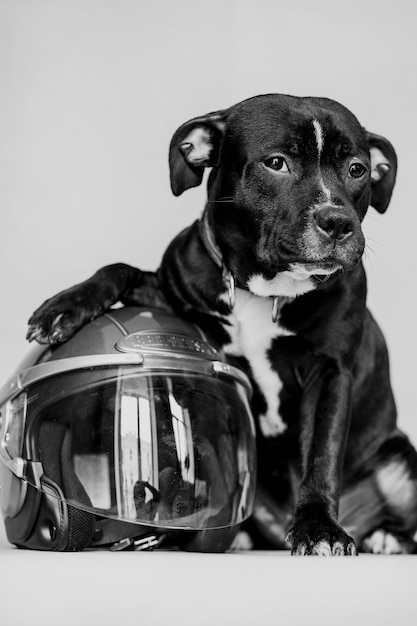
[
  {"xmin": 199, "ymin": 209, "xmax": 278, "ymax": 321},
  {"xmin": 109, "ymin": 533, "xmax": 165, "ymax": 552}
]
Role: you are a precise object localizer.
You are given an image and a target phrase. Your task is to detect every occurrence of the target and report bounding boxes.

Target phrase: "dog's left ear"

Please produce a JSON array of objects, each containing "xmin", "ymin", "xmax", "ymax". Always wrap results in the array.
[
  {"xmin": 169, "ymin": 111, "xmax": 226, "ymax": 196},
  {"xmin": 367, "ymin": 132, "xmax": 397, "ymax": 213}
]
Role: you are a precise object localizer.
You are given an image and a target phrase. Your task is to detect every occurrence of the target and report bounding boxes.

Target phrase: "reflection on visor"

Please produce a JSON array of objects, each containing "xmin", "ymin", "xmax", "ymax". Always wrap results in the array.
[{"xmin": 16, "ymin": 367, "xmax": 255, "ymax": 530}]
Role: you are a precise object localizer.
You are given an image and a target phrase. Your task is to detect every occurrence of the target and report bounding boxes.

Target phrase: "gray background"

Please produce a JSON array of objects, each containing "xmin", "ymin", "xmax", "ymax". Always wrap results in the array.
[{"xmin": 1, "ymin": 0, "xmax": 416, "ymax": 448}]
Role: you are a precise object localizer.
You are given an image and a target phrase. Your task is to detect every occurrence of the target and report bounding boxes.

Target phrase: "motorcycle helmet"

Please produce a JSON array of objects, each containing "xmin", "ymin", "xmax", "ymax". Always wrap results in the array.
[{"xmin": 0, "ymin": 307, "xmax": 256, "ymax": 552}]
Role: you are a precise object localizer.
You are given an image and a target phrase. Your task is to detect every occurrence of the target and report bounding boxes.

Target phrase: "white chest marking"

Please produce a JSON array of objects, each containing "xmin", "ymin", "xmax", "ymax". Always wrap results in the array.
[
  {"xmin": 221, "ymin": 289, "xmax": 294, "ymax": 437},
  {"xmin": 312, "ymin": 119, "xmax": 332, "ymax": 202},
  {"xmin": 248, "ymin": 270, "xmax": 315, "ymax": 298}
]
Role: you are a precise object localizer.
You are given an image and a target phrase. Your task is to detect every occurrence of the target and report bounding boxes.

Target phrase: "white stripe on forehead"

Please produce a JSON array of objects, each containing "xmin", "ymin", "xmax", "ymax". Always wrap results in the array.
[
  {"xmin": 312, "ymin": 119, "xmax": 324, "ymax": 156},
  {"xmin": 312, "ymin": 119, "xmax": 331, "ymax": 202}
]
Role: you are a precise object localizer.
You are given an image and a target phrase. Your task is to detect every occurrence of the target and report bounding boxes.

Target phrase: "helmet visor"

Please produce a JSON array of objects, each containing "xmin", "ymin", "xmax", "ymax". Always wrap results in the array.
[{"xmin": 4, "ymin": 365, "xmax": 256, "ymax": 530}]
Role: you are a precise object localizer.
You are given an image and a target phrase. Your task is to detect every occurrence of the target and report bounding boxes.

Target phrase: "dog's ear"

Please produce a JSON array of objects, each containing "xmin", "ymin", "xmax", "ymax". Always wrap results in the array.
[
  {"xmin": 169, "ymin": 111, "xmax": 226, "ymax": 196},
  {"xmin": 367, "ymin": 132, "xmax": 397, "ymax": 213}
]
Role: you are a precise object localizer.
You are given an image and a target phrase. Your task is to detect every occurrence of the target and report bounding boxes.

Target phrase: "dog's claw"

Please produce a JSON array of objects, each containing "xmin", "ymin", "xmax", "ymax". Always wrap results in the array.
[
  {"xmin": 27, "ymin": 324, "xmax": 62, "ymax": 345},
  {"xmin": 26, "ymin": 325, "xmax": 49, "ymax": 344}
]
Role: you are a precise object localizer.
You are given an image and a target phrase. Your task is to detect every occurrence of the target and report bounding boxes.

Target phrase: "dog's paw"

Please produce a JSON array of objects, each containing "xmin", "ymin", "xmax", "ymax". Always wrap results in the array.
[
  {"xmin": 361, "ymin": 530, "xmax": 414, "ymax": 554},
  {"xmin": 27, "ymin": 292, "xmax": 100, "ymax": 345},
  {"xmin": 286, "ymin": 521, "xmax": 357, "ymax": 556},
  {"xmin": 27, "ymin": 307, "xmax": 85, "ymax": 344}
]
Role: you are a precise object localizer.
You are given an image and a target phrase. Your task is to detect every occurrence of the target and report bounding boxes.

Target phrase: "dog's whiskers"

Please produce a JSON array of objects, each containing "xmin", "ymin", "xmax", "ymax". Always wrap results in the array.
[
  {"xmin": 365, "ymin": 236, "xmax": 383, "ymax": 246},
  {"xmin": 364, "ymin": 242, "xmax": 377, "ymax": 265}
]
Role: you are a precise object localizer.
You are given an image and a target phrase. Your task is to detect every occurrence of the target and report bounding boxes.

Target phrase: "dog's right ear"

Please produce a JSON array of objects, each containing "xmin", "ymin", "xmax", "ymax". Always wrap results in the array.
[
  {"xmin": 169, "ymin": 111, "xmax": 226, "ymax": 196},
  {"xmin": 367, "ymin": 132, "xmax": 398, "ymax": 214}
]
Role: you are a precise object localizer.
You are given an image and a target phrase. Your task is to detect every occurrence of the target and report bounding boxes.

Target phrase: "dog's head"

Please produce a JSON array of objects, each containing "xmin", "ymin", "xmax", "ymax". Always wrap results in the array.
[{"xmin": 169, "ymin": 94, "xmax": 397, "ymax": 297}]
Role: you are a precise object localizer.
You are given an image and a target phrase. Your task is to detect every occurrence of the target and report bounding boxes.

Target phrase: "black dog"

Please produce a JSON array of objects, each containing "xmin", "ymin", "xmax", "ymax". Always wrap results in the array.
[{"xmin": 27, "ymin": 94, "xmax": 417, "ymax": 555}]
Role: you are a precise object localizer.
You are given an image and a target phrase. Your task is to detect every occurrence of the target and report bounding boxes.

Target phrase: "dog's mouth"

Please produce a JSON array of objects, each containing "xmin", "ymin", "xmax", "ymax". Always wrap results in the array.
[{"xmin": 288, "ymin": 262, "xmax": 344, "ymax": 281}]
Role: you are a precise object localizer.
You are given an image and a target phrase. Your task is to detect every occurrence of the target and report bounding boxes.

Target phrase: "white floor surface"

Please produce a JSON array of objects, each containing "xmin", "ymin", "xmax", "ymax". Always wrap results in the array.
[{"xmin": 1, "ymin": 522, "xmax": 416, "ymax": 626}]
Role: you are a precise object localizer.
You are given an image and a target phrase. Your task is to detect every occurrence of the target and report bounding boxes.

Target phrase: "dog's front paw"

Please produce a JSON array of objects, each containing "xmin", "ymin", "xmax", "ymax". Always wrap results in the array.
[
  {"xmin": 27, "ymin": 289, "xmax": 102, "ymax": 344},
  {"xmin": 286, "ymin": 520, "xmax": 357, "ymax": 556},
  {"xmin": 27, "ymin": 302, "xmax": 88, "ymax": 344}
]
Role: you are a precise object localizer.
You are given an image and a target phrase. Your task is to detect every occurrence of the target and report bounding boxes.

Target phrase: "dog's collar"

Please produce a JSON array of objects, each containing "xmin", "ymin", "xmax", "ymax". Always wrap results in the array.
[
  {"xmin": 199, "ymin": 210, "xmax": 281, "ymax": 322},
  {"xmin": 199, "ymin": 209, "xmax": 223, "ymax": 269},
  {"xmin": 199, "ymin": 210, "xmax": 236, "ymax": 309}
]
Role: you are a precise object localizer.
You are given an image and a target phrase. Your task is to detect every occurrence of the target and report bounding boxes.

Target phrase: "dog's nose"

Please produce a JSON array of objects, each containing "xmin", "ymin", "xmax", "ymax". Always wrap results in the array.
[{"xmin": 314, "ymin": 205, "xmax": 355, "ymax": 243}]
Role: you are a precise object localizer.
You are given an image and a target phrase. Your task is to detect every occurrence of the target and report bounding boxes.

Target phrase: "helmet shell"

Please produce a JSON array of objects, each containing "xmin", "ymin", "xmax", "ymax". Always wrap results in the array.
[
  {"xmin": 46, "ymin": 307, "xmax": 218, "ymax": 359},
  {"xmin": 0, "ymin": 307, "xmax": 255, "ymax": 552},
  {"xmin": 0, "ymin": 307, "xmax": 233, "ymax": 403}
]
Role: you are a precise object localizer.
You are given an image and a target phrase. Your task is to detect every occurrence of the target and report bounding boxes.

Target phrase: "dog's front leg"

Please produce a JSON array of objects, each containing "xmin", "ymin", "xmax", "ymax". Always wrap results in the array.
[
  {"xmin": 27, "ymin": 263, "xmax": 155, "ymax": 344},
  {"xmin": 286, "ymin": 364, "xmax": 357, "ymax": 556}
]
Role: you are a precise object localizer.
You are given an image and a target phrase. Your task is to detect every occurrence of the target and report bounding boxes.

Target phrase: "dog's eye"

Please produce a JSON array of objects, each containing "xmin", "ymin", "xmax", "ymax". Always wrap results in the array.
[
  {"xmin": 264, "ymin": 156, "xmax": 289, "ymax": 173},
  {"xmin": 349, "ymin": 162, "xmax": 367, "ymax": 178}
]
